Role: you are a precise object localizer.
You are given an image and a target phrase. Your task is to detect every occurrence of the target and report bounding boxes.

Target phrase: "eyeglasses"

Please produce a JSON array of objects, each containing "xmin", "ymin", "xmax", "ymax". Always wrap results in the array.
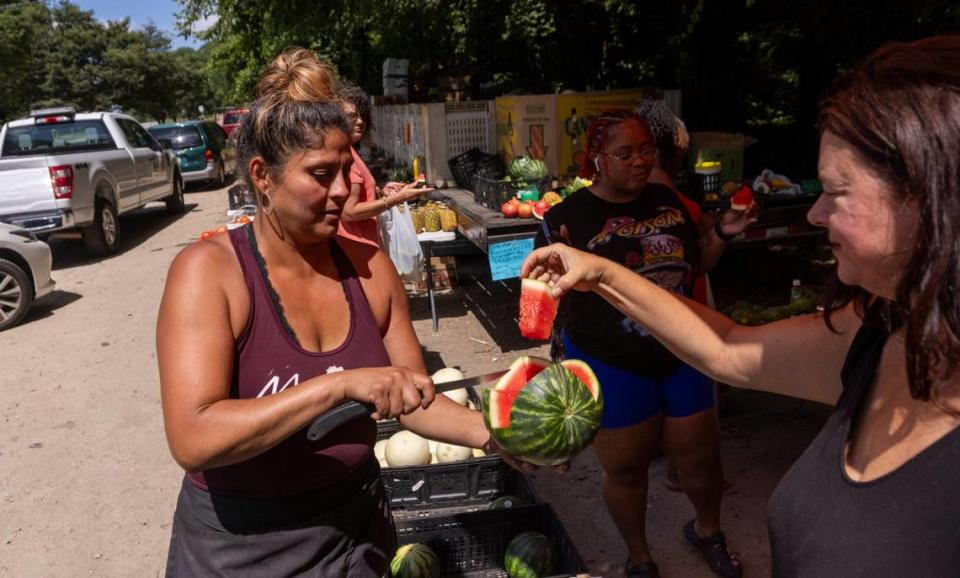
[{"xmin": 600, "ymin": 148, "xmax": 658, "ymax": 163}]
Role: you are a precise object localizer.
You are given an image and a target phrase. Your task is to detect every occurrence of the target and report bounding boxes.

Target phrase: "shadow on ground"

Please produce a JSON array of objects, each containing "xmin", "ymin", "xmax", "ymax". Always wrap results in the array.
[
  {"xmin": 49, "ymin": 202, "xmax": 199, "ymax": 270},
  {"xmin": 20, "ymin": 289, "xmax": 83, "ymax": 327},
  {"xmin": 409, "ymin": 253, "xmax": 536, "ymax": 354}
]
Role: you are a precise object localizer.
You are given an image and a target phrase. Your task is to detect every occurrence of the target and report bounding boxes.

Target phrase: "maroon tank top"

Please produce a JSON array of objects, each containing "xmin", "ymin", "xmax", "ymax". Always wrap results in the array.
[{"xmin": 187, "ymin": 226, "xmax": 391, "ymax": 497}]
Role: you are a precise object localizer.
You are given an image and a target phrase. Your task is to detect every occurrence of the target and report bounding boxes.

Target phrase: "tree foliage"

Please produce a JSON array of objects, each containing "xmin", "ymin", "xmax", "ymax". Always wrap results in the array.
[
  {"xmin": 0, "ymin": 0, "xmax": 212, "ymax": 122},
  {"xmin": 177, "ymin": 0, "xmax": 959, "ymax": 132}
]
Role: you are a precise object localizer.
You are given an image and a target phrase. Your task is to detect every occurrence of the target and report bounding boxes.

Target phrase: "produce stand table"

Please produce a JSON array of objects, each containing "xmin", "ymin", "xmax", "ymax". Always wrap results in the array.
[
  {"xmin": 717, "ymin": 192, "xmax": 826, "ymax": 248},
  {"xmin": 428, "ymin": 189, "xmax": 541, "ymax": 254}
]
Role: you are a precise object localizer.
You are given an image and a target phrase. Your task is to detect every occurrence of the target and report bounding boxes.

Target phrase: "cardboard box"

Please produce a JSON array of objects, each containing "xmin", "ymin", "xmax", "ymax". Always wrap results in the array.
[
  {"xmin": 494, "ymin": 95, "xmax": 559, "ymax": 175},
  {"xmin": 556, "ymin": 89, "xmax": 656, "ymax": 176},
  {"xmin": 494, "ymin": 89, "xmax": 658, "ymax": 177},
  {"xmin": 383, "ymin": 58, "xmax": 409, "ymax": 77},
  {"xmin": 690, "ymin": 132, "xmax": 754, "ymax": 182},
  {"xmin": 406, "ymin": 256, "xmax": 458, "ymax": 295}
]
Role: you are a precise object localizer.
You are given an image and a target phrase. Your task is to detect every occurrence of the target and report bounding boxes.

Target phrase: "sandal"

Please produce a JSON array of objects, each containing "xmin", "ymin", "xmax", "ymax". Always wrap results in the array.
[
  {"xmin": 624, "ymin": 558, "xmax": 661, "ymax": 578},
  {"xmin": 683, "ymin": 520, "xmax": 742, "ymax": 578}
]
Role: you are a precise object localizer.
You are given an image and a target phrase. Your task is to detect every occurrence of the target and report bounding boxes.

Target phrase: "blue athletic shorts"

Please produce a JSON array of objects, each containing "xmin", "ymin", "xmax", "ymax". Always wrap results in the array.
[{"xmin": 561, "ymin": 332, "xmax": 715, "ymax": 428}]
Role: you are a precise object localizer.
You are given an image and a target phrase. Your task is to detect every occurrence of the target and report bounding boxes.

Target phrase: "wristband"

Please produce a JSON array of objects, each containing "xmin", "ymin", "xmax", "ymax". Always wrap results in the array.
[
  {"xmin": 714, "ymin": 219, "xmax": 738, "ymax": 242},
  {"xmin": 381, "ymin": 196, "xmax": 391, "ymax": 211}
]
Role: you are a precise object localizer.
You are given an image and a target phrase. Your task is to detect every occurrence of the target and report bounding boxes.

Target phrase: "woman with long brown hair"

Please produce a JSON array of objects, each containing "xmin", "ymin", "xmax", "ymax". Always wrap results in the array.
[
  {"xmin": 156, "ymin": 48, "xmax": 519, "ymax": 577},
  {"xmin": 523, "ymin": 35, "xmax": 960, "ymax": 575}
]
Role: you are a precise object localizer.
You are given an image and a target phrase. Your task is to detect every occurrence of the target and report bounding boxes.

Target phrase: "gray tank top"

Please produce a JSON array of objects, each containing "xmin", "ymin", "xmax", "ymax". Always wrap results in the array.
[{"xmin": 767, "ymin": 310, "xmax": 960, "ymax": 576}]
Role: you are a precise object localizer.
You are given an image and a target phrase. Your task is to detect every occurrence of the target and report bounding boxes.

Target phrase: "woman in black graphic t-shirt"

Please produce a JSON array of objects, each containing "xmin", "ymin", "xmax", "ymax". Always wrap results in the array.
[
  {"xmin": 524, "ymin": 36, "xmax": 960, "ymax": 577},
  {"xmin": 535, "ymin": 109, "xmax": 754, "ymax": 578}
]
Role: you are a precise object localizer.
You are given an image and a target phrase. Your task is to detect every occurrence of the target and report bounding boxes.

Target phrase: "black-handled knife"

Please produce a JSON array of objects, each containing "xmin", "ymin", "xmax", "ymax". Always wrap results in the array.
[{"xmin": 306, "ymin": 369, "xmax": 508, "ymax": 441}]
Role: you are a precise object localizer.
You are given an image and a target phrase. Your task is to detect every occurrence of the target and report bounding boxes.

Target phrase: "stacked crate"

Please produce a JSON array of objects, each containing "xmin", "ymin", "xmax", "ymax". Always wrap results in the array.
[{"xmin": 377, "ymin": 388, "xmax": 588, "ymax": 577}]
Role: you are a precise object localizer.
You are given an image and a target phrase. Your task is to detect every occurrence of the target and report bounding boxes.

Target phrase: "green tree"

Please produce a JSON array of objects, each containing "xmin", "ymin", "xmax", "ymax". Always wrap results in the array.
[{"xmin": 0, "ymin": 0, "xmax": 51, "ymax": 122}]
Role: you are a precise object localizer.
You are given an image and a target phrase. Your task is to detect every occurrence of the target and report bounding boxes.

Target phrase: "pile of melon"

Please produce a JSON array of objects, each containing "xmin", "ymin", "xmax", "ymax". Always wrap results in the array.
[
  {"xmin": 390, "ymin": 529, "xmax": 558, "ymax": 578},
  {"xmin": 374, "ymin": 368, "xmax": 487, "ymax": 469}
]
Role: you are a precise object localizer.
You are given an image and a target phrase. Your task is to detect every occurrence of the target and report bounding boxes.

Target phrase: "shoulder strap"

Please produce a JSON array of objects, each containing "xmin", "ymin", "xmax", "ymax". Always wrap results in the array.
[{"xmin": 227, "ymin": 226, "xmax": 256, "ymax": 298}]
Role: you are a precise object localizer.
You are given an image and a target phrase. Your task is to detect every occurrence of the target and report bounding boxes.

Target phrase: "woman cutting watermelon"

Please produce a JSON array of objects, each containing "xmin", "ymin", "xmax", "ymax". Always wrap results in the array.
[
  {"xmin": 156, "ymin": 48, "xmax": 526, "ymax": 577},
  {"xmin": 534, "ymin": 108, "xmax": 754, "ymax": 578},
  {"xmin": 524, "ymin": 35, "xmax": 960, "ymax": 577}
]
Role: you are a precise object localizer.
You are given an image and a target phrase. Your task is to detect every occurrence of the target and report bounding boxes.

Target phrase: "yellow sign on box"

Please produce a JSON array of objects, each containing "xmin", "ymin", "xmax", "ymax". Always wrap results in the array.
[
  {"xmin": 494, "ymin": 95, "xmax": 559, "ymax": 174},
  {"xmin": 557, "ymin": 89, "xmax": 656, "ymax": 176},
  {"xmin": 495, "ymin": 89, "xmax": 658, "ymax": 177}
]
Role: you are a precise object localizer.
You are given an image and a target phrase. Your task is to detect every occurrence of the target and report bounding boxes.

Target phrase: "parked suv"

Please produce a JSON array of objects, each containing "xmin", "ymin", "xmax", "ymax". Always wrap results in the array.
[
  {"xmin": 0, "ymin": 107, "xmax": 183, "ymax": 256},
  {"xmin": 148, "ymin": 121, "xmax": 235, "ymax": 188},
  {"xmin": 218, "ymin": 107, "xmax": 248, "ymax": 138}
]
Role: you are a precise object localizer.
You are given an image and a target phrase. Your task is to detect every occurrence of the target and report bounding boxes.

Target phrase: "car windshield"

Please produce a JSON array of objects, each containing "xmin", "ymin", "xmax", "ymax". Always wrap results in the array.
[
  {"xmin": 2, "ymin": 120, "xmax": 116, "ymax": 157},
  {"xmin": 147, "ymin": 126, "xmax": 203, "ymax": 150},
  {"xmin": 223, "ymin": 111, "xmax": 246, "ymax": 124}
]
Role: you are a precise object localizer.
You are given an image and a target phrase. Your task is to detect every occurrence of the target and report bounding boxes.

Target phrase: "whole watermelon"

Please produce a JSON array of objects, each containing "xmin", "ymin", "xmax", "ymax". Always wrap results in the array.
[
  {"xmin": 482, "ymin": 359, "xmax": 602, "ymax": 466},
  {"xmin": 390, "ymin": 543, "xmax": 440, "ymax": 578},
  {"xmin": 504, "ymin": 531, "xmax": 556, "ymax": 578},
  {"xmin": 508, "ymin": 156, "xmax": 549, "ymax": 182}
]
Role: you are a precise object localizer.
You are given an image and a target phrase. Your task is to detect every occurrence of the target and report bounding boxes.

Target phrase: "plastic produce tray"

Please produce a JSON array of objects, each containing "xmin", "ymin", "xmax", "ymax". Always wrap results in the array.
[
  {"xmin": 471, "ymin": 175, "xmax": 551, "ymax": 209},
  {"xmin": 394, "ymin": 503, "xmax": 588, "ymax": 578},
  {"xmin": 448, "ymin": 148, "xmax": 504, "ymax": 190},
  {"xmin": 377, "ymin": 420, "xmax": 537, "ymax": 516}
]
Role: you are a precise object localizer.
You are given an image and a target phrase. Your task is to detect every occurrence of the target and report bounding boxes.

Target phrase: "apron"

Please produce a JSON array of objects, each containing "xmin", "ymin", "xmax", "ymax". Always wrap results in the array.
[{"xmin": 165, "ymin": 458, "xmax": 396, "ymax": 577}]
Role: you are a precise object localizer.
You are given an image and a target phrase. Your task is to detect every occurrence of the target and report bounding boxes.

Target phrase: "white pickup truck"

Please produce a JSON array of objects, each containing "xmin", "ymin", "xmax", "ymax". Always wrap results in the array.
[{"xmin": 0, "ymin": 107, "xmax": 184, "ymax": 255}]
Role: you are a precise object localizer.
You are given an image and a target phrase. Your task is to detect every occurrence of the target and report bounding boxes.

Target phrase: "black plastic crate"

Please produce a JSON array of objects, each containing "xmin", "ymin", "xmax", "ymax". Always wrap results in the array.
[
  {"xmin": 471, "ymin": 175, "xmax": 549, "ymax": 209},
  {"xmin": 394, "ymin": 503, "xmax": 588, "ymax": 578},
  {"xmin": 377, "ymin": 420, "xmax": 537, "ymax": 515},
  {"xmin": 448, "ymin": 148, "xmax": 504, "ymax": 190}
]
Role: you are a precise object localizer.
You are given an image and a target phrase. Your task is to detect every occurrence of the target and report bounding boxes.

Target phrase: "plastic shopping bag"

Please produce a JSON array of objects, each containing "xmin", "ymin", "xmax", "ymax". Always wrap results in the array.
[{"xmin": 380, "ymin": 202, "xmax": 424, "ymax": 282}]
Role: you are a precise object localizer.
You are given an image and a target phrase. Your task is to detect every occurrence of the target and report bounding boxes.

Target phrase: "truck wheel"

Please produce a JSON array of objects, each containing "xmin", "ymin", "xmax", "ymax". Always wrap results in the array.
[
  {"xmin": 165, "ymin": 174, "xmax": 186, "ymax": 214},
  {"xmin": 0, "ymin": 258, "xmax": 33, "ymax": 331},
  {"xmin": 82, "ymin": 199, "xmax": 119, "ymax": 256}
]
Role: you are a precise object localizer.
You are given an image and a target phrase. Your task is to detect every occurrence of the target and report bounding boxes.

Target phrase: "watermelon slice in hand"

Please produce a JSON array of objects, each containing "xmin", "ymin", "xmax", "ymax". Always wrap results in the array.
[
  {"xmin": 482, "ymin": 356, "xmax": 603, "ymax": 466},
  {"xmin": 519, "ymin": 278, "xmax": 558, "ymax": 340},
  {"xmin": 730, "ymin": 185, "xmax": 754, "ymax": 211}
]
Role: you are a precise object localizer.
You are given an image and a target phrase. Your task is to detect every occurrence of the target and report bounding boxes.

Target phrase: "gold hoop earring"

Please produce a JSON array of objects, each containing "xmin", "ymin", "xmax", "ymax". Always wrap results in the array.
[{"xmin": 261, "ymin": 191, "xmax": 274, "ymax": 217}]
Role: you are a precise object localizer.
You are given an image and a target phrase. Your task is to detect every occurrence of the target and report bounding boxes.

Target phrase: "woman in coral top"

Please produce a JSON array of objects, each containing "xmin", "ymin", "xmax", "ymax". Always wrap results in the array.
[{"xmin": 337, "ymin": 82, "xmax": 431, "ymax": 247}]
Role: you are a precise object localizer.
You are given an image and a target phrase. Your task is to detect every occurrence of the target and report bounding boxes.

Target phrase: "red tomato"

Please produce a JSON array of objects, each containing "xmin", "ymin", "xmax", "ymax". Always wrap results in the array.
[{"xmin": 501, "ymin": 201, "xmax": 519, "ymax": 218}]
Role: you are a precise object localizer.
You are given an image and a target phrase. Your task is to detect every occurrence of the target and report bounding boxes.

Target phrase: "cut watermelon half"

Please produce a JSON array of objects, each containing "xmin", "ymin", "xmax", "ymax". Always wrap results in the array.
[
  {"xmin": 730, "ymin": 185, "xmax": 754, "ymax": 211},
  {"xmin": 519, "ymin": 278, "xmax": 558, "ymax": 340},
  {"xmin": 487, "ymin": 356, "xmax": 550, "ymax": 429},
  {"xmin": 559, "ymin": 359, "xmax": 601, "ymax": 402}
]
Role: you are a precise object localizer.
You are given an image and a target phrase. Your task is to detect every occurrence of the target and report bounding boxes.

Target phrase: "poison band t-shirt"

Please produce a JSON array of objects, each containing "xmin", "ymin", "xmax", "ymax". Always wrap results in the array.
[{"xmin": 535, "ymin": 184, "xmax": 701, "ymax": 377}]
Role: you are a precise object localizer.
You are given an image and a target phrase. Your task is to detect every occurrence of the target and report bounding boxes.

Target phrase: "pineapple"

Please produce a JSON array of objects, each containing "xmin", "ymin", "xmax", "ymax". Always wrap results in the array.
[
  {"xmin": 424, "ymin": 206, "xmax": 441, "ymax": 232},
  {"xmin": 411, "ymin": 207, "xmax": 426, "ymax": 232},
  {"xmin": 440, "ymin": 208, "xmax": 457, "ymax": 232}
]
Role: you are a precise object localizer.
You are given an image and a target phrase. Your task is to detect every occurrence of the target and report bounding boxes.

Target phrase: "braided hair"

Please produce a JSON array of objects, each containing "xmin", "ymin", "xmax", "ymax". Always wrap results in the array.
[
  {"xmin": 634, "ymin": 99, "xmax": 686, "ymax": 180},
  {"xmin": 578, "ymin": 109, "xmax": 639, "ymax": 179}
]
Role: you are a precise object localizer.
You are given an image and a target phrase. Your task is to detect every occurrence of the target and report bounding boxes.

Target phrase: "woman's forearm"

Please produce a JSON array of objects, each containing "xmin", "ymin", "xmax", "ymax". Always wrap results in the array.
[
  {"xmin": 342, "ymin": 198, "xmax": 389, "ymax": 222},
  {"xmin": 594, "ymin": 262, "xmax": 742, "ymax": 382},
  {"xmin": 400, "ymin": 397, "xmax": 490, "ymax": 449},
  {"xmin": 699, "ymin": 227, "xmax": 727, "ymax": 274},
  {"xmin": 166, "ymin": 373, "xmax": 347, "ymax": 473}
]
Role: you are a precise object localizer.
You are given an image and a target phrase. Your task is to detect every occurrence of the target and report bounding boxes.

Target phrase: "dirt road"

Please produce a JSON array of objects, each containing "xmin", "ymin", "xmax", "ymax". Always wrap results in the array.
[{"xmin": 0, "ymin": 185, "xmax": 829, "ymax": 577}]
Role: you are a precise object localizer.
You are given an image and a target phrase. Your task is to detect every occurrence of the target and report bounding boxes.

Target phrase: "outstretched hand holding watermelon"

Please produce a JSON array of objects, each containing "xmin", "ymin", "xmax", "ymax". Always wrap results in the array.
[
  {"xmin": 481, "ymin": 435, "xmax": 570, "ymax": 474},
  {"xmin": 521, "ymin": 243, "xmax": 611, "ymax": 299},
  {"xmin": 480, "ymin": 356, "xmax": 603, "ymax": 468}
]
